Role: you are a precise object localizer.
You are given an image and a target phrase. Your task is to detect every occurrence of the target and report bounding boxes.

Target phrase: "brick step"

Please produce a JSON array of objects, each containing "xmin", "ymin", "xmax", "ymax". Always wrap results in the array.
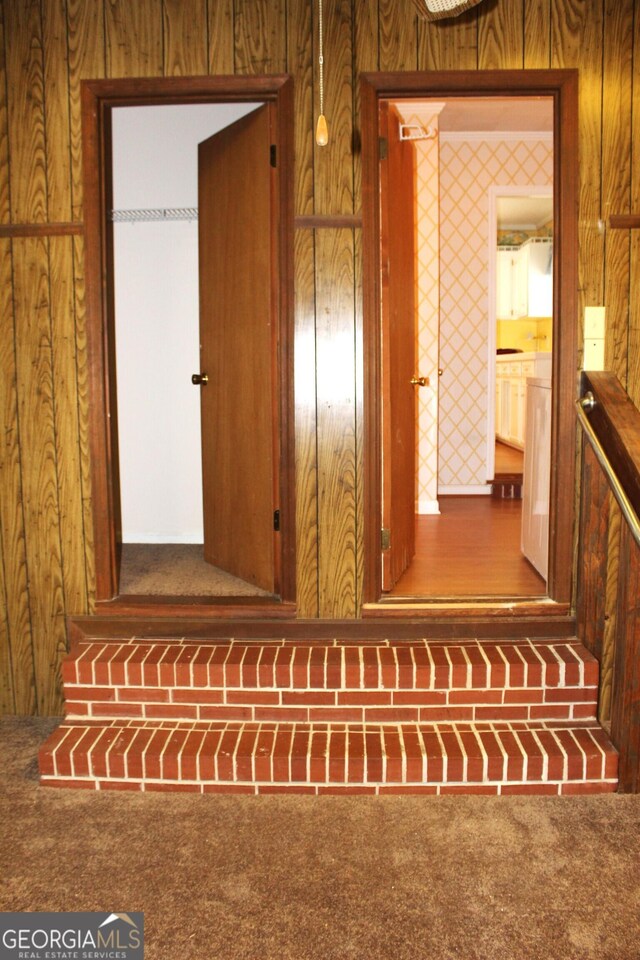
[
  {"xmin": 39, "ymin": 718, "xmax": 618, "ymax": 796},
  {"xmin": 61, "ymin": 638, "xmax": 599, "ymax": 724}
]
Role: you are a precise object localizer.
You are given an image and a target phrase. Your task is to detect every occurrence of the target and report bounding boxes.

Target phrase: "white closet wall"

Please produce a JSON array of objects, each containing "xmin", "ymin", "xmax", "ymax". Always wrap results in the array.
[{"xmin": 112, "ymin": 102, "xmax": 260, "ymax": 542}]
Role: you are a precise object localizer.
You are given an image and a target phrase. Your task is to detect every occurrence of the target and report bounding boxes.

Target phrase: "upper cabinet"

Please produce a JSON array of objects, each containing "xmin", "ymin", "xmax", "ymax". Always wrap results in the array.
[{"xmin": 497, "ymin": 238, "xmax": 553, "ymax": 320}]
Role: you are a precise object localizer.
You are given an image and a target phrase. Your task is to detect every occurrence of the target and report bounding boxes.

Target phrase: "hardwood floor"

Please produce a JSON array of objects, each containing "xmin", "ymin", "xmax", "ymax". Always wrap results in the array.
[
  {"xmin": 495, "ymin": 440, "xmax": 524, "ymax": 476},
  {"xmin": 388, "ymin": 496, "xmax": 546, "ymax": 598}
]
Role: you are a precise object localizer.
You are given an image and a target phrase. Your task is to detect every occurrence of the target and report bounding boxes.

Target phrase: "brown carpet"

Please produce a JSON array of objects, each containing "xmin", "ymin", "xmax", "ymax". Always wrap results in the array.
[
  {"xmin": 119, "ymin": 543, "xmax": 271, "ymax": 596},
  {"xmin": 2, "ymin": 717, "xmax": 640, "ymax": 960}
]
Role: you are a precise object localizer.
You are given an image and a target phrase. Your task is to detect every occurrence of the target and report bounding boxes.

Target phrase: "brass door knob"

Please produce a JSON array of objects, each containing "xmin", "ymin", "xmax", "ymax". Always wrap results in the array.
[
  {"xmin": 410, "ymin": 376, "xmax": 429, "ymax": 387},
  {"xmin": 191, "ymin": 373, "xmax": 209, "ymax": 385}
]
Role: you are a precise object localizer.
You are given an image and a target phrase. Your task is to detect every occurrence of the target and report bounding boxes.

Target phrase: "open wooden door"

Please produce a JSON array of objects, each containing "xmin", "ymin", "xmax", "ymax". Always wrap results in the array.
[
  {"xmin": 380, "ymin": 104, "xmax": 418, "ymax": 591},
  {"xmin": 197, "ymin": 105, "xmax": 278, "ymax": 593}
]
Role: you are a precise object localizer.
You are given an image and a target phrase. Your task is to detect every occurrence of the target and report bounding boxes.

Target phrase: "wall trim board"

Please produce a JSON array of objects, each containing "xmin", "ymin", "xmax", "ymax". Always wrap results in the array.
[
  {"xmin": 294, "ymin": 215, "xmax": 363, "ymax": 229},
  {"xmin": 0, "ymin": 223, "xmax": 84, "ymax": 237}
]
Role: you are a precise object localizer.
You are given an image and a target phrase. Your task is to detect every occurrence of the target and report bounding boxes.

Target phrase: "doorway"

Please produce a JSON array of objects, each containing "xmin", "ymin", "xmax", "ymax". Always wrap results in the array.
[
  {"xmin": 82, "ymin": 76, "xmax": 296, "ymax": 611},
  {"xmin": 361, "ymin": 70, "xmax": 579, "ymax": 610}
]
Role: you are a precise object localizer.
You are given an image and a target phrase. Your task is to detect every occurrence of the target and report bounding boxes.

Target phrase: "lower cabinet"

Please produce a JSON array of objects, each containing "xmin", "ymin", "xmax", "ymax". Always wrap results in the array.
[{"xmin": 495, "ymin": 353, "xmax": 551, "ymax": 450}]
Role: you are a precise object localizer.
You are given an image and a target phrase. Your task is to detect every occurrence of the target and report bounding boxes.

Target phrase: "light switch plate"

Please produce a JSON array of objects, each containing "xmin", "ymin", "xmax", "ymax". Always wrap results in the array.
[{"xmin": 584, "ymin": 306, "xmax": 606, "ymax": 339}]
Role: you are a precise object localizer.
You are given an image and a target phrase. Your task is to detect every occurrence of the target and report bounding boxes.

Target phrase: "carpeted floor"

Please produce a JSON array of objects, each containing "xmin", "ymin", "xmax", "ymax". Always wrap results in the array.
[
  {"xmin": 119, "ymin": 543, "xmax": 271, "ymax": 596},
  {"xmin": 2, "ymin": 717, "xmax": 640, "ymax": 960}
]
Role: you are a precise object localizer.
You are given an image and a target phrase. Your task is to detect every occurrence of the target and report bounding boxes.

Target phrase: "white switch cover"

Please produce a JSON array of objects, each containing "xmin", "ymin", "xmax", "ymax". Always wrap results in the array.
[
  {"xmin": 584, "ymin": 306, "xmax": 606, "ymax": 339},
  {"xmin": 583, "ymin": 338, "xmax": 605, "ymax": 370}
]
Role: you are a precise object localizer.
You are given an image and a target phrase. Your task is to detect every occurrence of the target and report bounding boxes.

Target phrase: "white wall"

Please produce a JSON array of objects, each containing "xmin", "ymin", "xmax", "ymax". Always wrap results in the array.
[{"xmin": 112, "ymin": 102, "xmax": 260, "ymax": 542}]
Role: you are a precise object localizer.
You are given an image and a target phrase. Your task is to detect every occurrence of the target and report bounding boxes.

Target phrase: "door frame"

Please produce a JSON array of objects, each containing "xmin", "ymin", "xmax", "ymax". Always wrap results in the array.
[
  {"xmin": 361, "ymin": 69, "xmax": 579, "ymax": 609},
  {"xmin": 82, "ymin": 75, "xmax": 296, "ymax": 614}
]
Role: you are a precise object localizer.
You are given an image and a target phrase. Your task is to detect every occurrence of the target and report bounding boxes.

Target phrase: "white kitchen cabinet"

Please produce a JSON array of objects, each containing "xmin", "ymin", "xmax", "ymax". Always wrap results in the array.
[
  {"xmin": 496, "ymin": 249, "xmax": 516, "ymax": 320},
  {"xmin": 495, "ymin": 353, "xmax": 552, "ymax": 450},
  {"xmin": 521, "ymin": 378, "xmax": 551, "ymax": 579},
  {"xmin": 496, "ymin": 238, "xmax": 553, "ymax": 320}
]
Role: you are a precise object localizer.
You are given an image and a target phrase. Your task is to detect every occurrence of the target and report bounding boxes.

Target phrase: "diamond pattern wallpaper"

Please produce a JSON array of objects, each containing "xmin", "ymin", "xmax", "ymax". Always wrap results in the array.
[
  {"xmin": 413, "ymin": 115, "xmax": 441, "ymax": 513},
  {"xmin": 435, "ymin": 136, "xmax": 553, "ymax": 492}
]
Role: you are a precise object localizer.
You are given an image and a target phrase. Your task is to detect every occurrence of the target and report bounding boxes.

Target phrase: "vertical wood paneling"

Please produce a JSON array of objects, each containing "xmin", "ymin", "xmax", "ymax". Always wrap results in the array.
[
  {"xmin": 313, "ymin": 0, "xmax": 353, "ymax": 215},
  {"xmin": 207, "ymin": 0, "xmax": 234, "ymax": 74},
  {"xmin": 379, "ymin": 0, "xmax": 416, "ymax": 70},
  {"xmin": 0, "ymin": 535, "xmax": 13, "ymax": 712},
  {"xmin": 49, "ymin": 237, "xmax": 88, "ymax": 615},
  {"xmin": 316, "ymin": 229, "xmax": 357, "ymax": 617},
  {"xmin": 163, "ymin": 0, "xmax": 208, "ymax": 76},
  {"xmin": 13, "ymin": 239, "xmax": 67, "ymax": 714},
  {"xmin": 289, "ymin": 0, "xmax": 314, "ymax": 216},
  {"xmin": 602, "ymin": 0, "xmax": 634, "ymax": 383},
  {"xmin": 233, "ymin": 0, "xmax": 286, "ymax": 74},
  {"xmin": 418, "ymin": 10, "xmax": 478, "ymax": 69},
  {"xmin": 478, "ymin": 0, "xmax": 524, "ymax": 68},
  {"xmin": 552, "ymin": 0, "xmax": 605, "ymax": 320},
  {"xmin": 524, "ymin": 0, "xmax": 551, "ymax": 67},
  {"xmin": 611, "ymin": 524, "xmax": 640, "ymax": 791},
  {"xmin": 67, "ymin": 0, "xmax": 105, "ymax": 219},
  {"xmin": 600, "ymin": 496, "xmax": 621, "ymax": 724},
  {"xmin": 5, "ymin": 0, "xmax": 47, "ymax": 222},
  {"xmin": 576, "ymin": 443, "xmax": 610, "ymax": 660},
  {"xmin": 105, "ymin": 0, "xmax": 163, "ymax": 78},
  {"xmin": 289, "ymin": 0, "xmax": 318, "ymax": 616},
  {"xmin": 0, "ymin": 239, "xmax": 33, "ymax": 714},
  {"xmin": 42, "ymin": 0, "xmax": 73, "ymax": 221},
  {"xmin": 294, "ymin": 230, "xmax": 320, "ymax": 617},
  {"xmin": 353, "ymin": 0, "xmax": 379, "ymax": 212},
  {"xmin": 4, "ymin": 0, "xmax": 640, "ymax": 713},
  {"xmin": 628, "ymin": 7, "xmax": 640, "ymax": 406},
  {"xmin": 353, "ymin": 227, "xmax": 365, "ymax": 615},
  {"xmin": 0, "ymin": 2, "xmax": 9, "ymax": 224},
  {"xmin": 313, "ymin": 0, "xmax": 357, "ymax": 616},
  {"xmin": 72, "ymin": 235, "xmax": 96, "ymax": 607}
]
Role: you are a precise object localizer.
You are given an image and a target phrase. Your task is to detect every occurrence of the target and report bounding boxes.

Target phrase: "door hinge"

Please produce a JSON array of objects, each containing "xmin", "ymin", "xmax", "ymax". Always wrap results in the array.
[
  {"xmin": 379, "ymin": 136, "xmax": 388, "ymax": 160},
  {"xmin": 270, "ymin": 144, "xmax": 277, "ymax": 168},
  {"xmin": 381, "ymin": 527, "xmax": 390, "ymax": 550},
  {"xmin": 274, "ymin": 509, "xmax": 280, "ymax": 531}
]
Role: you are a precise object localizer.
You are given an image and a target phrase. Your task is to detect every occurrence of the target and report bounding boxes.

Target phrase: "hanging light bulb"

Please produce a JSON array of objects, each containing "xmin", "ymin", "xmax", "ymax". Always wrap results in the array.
[{"xmin": 316, "ymin": 0, "xmax": 328, "ymax": 146}]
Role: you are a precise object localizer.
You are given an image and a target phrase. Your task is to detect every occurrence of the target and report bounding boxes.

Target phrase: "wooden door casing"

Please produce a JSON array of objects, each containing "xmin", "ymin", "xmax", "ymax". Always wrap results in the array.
[
  {"xmin": 361, "ymin": 69, "xmax": 579, "ymax": 609},
  {"xmin": 81, "ymin": 75, "xmax": 296, "ymax": 612}
]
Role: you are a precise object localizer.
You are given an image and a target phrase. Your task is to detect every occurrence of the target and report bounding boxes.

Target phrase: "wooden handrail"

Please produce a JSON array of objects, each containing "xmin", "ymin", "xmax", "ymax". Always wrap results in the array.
[{"xmin": 580, "ymin": 371, "xmax": 640, "ymax": 518}]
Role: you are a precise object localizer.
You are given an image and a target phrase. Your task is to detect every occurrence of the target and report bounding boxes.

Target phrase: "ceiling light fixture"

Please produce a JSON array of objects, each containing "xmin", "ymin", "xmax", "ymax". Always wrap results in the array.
[
  {"xmin": 411, "ymin": 0, "xmax": 484, "ymax": 21},
  {"xmin": 315, "ymin": 0, "xmax": 328, "ymax": 146}
]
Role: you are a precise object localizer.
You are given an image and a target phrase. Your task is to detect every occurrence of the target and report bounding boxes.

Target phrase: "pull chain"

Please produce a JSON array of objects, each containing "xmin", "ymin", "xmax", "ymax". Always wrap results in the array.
[{"xmin": 316, "ymin": 0, "xmax": 328, "ymax": 146}]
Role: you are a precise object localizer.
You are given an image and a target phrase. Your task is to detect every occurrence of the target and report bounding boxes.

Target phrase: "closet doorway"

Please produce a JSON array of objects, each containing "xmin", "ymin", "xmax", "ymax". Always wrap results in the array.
[{"xmin": 82, "ymin": 76, "xmax": 295, "ymax": 612}]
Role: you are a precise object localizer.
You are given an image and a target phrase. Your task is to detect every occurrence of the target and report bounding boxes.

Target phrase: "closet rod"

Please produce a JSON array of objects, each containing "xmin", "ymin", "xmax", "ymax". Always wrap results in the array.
[{"xmin": 110, "ymin": 207, "xmax": 198, "ymax": 223}]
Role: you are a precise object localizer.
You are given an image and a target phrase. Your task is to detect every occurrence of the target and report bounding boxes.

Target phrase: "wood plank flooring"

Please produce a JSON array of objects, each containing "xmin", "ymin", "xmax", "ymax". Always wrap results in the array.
[
  {"xmin": 388, "ymin": 496, "xmax": 546, "ymax": 598},
  {"xmin": 495, "ymin": 441, "xmax": 524, "ymax": 476}
]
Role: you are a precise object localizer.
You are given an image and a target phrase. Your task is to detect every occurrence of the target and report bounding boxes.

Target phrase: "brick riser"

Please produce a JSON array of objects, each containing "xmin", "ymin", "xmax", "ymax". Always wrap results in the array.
[{"xmin": 39, "ymin": 638, "xmax": 619, "ymax": 796}]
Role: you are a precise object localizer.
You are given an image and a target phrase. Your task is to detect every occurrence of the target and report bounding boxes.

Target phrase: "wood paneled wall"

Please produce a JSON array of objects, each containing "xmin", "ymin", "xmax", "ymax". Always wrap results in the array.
[{"xmin": 1, "ymin": 0, "xmax": 639, "ymax": 714}]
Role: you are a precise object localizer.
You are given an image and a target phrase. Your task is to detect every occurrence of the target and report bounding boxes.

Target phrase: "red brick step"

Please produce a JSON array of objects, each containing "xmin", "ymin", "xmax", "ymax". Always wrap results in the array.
[
  {"xmin": 60, "ymin": 638, "xmax": 600, "ymax": 725},
  {"xmin": 39, "ymin": 635, "xmax": 618, "ymax": 795},
  {"xmin": 39, "ymin": 717, "xmax": 618, "ymax": 795}
]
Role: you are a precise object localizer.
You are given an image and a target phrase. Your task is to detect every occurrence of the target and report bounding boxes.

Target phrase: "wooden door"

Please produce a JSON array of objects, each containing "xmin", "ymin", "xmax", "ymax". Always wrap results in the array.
[
  {"xmin": 380, "ymin": 105, "xmax": 418, "ymax": 591},
  {"xmin": 197, "ymin": 105, "xmax": 278, "ymax": 593}
]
